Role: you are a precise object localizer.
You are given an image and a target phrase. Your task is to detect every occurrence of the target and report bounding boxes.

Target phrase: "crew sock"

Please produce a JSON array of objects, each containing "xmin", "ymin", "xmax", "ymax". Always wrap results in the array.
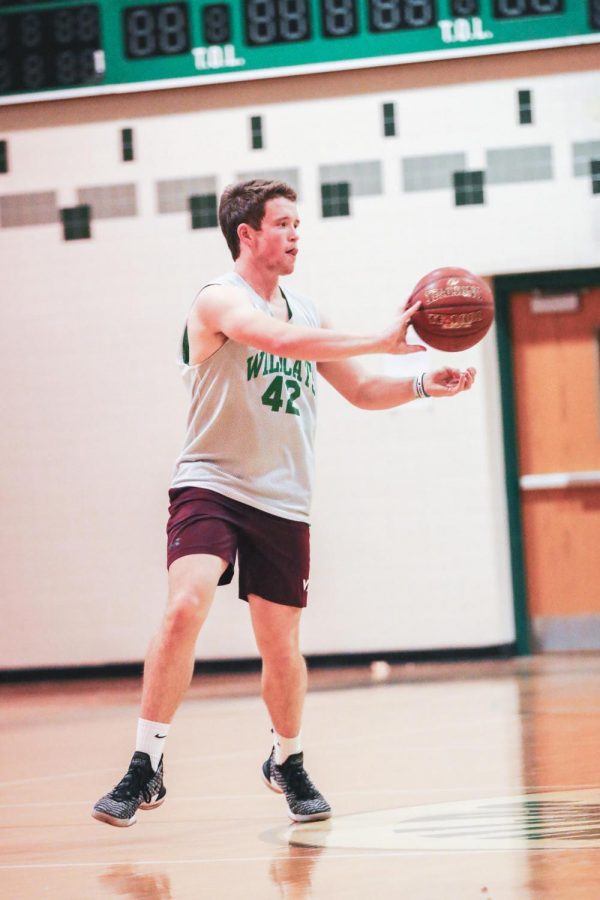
[
  {"xmin": 136, "ymin": 718, "xmax": 170, "ymax": 772},
  {"xmin": 273, "ymin": 729, "xmax": 302, "ymax": 765}
]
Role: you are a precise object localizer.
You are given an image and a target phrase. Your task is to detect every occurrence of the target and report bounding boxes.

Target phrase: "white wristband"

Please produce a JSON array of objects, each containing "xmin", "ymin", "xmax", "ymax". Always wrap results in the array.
[{"xmin": 413, "ymin": 373, "xmax": 430, "ymax": 399}]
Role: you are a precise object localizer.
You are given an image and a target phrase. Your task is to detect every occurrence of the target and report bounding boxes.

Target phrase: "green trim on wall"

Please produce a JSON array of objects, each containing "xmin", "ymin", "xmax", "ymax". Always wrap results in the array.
[
  {"xmin": 494, "ymin": 267, "xmax": 600, "ymax": 656},
  {"xmin": 494, "ymin": 278, "xmax": 530, "ymax": 655}
]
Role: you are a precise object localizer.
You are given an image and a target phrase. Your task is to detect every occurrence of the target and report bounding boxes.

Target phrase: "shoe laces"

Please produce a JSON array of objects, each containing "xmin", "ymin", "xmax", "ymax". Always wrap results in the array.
[
  {"xmin": 279, "ymin": 756, "xmax": 318, "ymax": 800},
  {"xmin": 111, "ymin": 761, "xmax": 154, "ymax": 803}
]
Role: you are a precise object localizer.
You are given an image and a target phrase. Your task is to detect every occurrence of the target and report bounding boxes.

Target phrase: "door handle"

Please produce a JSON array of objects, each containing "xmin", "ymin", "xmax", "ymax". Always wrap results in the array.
[{"xmin": 519, "ymin": 471, "xmax": 600, "ymax": 490}]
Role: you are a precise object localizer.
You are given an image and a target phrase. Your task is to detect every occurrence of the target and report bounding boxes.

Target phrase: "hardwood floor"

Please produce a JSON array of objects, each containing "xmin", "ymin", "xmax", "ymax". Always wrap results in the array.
[{"xmin": 2, "ymin": 654, "xmax": 600, "ymax": 899}]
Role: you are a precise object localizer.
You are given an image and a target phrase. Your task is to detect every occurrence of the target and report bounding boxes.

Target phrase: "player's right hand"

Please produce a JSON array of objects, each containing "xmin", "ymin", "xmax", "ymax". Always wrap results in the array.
[{"xmin": 381, "ymin": 300, "xmax": 427, "ymax": 355}]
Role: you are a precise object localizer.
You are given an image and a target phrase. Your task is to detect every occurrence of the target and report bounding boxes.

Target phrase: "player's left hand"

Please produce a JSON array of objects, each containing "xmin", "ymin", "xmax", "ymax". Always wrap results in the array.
[{"xmin": 424, "ymin": 367, "xmax": 476, "ymax": 397}]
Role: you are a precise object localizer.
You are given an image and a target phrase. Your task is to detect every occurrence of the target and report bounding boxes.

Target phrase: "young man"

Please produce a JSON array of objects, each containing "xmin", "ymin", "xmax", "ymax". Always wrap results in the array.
[{"xmin": 92, "ymin": 179, "xmax": 475, "ymax": 828}]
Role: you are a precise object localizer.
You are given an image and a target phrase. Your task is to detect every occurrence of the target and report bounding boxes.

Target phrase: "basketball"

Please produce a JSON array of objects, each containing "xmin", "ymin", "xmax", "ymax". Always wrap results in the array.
[{"xmin": 408, "ymin": 267, "xmax": 494, "ymax": 352}]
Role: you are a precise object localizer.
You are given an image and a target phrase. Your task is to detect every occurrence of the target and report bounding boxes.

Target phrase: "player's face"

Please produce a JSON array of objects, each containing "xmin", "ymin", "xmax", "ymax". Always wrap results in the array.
[{"xmin": 252, "ymin": 197, "xmax": 300, "ymax": 274}]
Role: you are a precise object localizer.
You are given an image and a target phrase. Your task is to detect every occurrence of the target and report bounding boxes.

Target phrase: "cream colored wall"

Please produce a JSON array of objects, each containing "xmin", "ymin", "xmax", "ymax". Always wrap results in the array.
[{"xmin": 1, "ymin": 58, "xmax": 599, "ymax": 668}]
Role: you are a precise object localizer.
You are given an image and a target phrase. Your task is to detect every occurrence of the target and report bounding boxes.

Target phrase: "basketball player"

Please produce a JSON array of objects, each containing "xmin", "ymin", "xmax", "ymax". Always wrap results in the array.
[{"xmin": 92, "ymin": 179, "xmax": 476, "ymax": 827}]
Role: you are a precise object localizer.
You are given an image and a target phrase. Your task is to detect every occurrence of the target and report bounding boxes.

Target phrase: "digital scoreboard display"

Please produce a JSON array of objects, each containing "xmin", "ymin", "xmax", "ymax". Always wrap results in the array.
[
  {"xmin": 1, "ymin": 0, "xmax": 598, "ymax": 104},
  {"xmin": 0, "ymin": 5, "xmax": 102, "ymax": 92}
]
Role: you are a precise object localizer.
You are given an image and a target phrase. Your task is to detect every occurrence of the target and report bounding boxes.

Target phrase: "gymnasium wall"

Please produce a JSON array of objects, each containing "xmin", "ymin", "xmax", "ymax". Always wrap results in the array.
[{"xmin": 1, "ymin": 54, "xmax": 599, "ymax": 668}]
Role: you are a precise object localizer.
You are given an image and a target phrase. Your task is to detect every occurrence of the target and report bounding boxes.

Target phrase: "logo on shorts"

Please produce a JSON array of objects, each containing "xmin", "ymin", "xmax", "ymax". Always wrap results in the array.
[
  {"xmin": 170, "ymin": 538, "xmax": 182, "ymax": 548},
  {"xmin": 303, "ymin": 579, "xmax": 310, "ymax": 592}
]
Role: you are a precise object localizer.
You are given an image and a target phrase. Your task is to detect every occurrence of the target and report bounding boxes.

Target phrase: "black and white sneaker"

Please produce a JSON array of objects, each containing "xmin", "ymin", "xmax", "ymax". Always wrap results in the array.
[
  {"xmin": 92, "ymin": 751, "xmax": 166, "ymax": 827},
  {"xmin": 262, "ymin": 749, "xmax": 331, "ymax": 822}
]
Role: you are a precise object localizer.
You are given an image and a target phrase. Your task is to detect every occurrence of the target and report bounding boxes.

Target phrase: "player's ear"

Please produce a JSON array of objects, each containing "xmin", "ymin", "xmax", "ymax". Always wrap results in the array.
[{"xmin": 237, "ymin": 222, "xmax": 252, "ymax": 250}]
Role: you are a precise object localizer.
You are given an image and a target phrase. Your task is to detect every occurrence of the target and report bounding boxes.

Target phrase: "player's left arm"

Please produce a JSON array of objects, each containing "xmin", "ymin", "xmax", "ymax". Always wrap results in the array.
[{"xmin": 317, "ymin": 314, "xmax": 476, "ymax": 410}]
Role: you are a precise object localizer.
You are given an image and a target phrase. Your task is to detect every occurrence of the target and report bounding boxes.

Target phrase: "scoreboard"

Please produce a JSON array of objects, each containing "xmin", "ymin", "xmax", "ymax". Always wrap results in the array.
[{"xmin": 1, "ymin": 1, "xmax": 599, "ymax": 104}]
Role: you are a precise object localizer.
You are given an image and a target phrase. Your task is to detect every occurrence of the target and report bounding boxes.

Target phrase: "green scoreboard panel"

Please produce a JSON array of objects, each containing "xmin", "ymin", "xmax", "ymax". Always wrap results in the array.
[{"xmin": 1, "ymin": 1, "xmax": 599, "ymax": 104}]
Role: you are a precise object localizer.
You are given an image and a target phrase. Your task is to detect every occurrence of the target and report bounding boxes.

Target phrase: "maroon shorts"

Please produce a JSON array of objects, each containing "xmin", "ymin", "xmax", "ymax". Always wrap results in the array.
[{"xmin": 166, "ymin": 487, "xmax": 310, "ymax": 608}]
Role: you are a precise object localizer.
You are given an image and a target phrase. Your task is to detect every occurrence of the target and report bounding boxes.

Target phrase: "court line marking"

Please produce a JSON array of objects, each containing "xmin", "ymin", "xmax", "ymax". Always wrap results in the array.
[
  {"xmin": 1, "ymin": 783, "xmax": 598, "ymax": 810},
  {"xmin": 0, "ymin": 715, "xmax": 521, "ymax": 789},
  {"xmin": 0, "ymin": 850, "xmax": 483, "ymax": 871},
  {"xmin": 0, "ymin": 749, "xmax": 260, "ymax": 788}
]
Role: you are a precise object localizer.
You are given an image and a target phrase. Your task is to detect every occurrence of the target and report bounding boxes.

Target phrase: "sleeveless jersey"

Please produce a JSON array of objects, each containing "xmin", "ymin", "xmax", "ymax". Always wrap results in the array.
[{"xmin": 170, "ymin": 272, "xmax": 320, "ymax": 523}]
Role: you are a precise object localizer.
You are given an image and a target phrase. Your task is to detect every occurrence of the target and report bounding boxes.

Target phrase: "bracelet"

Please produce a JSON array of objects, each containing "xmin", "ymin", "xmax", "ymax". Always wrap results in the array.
[{"xmin": 413, "ymin": 373, "xmax": 430, "ymax": 400}]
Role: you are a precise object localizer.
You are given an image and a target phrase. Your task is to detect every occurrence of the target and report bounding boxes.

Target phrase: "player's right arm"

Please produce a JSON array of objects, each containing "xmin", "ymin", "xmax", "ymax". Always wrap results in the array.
[{"xmin": 192, "ymin": 284, "xmax": 426, "ymax": 363}]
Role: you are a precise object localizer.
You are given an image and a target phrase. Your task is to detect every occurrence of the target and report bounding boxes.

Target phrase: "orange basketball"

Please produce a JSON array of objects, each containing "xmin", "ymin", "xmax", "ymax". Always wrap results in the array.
[{"xmin": 408, "ymin": 267, "xmax": 494, "ymax": 352}]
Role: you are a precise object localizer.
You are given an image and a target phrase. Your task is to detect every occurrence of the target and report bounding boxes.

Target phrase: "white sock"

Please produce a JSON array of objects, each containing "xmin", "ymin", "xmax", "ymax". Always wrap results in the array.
[
  {"xmin": 273, "ymin": 729, "xmax": 302, "ymax": 765},
  {"xmin": 136, "ymin": 718, "xmax": 170, "ymax": 772}
]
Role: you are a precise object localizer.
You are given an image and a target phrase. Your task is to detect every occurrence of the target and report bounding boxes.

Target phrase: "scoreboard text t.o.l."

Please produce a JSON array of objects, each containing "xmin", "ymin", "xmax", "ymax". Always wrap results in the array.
[{"xmin": 1, "ymin": 0, "xmax": 599, "ymax": 105}]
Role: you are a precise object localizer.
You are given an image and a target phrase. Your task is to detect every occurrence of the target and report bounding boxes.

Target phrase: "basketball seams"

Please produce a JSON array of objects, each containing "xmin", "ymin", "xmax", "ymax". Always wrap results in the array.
[
  {"xmin": 417, "ymin": 293, "xmax": 493, "ymax": 309},
  {"xmin": 409, "ymin": 267, "xmax": 494, "ymax": 351}
]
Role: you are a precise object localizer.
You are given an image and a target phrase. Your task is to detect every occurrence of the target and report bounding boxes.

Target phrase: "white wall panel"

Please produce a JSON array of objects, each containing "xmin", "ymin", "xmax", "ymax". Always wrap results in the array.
[{"xmin": 1, "ymin": 69, "xmax": 599, "ymax": 667}]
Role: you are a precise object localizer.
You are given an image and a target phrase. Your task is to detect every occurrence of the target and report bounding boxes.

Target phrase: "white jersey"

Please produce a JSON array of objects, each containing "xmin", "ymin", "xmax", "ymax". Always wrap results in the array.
[{"xmin": 170, "ymin": 272, "xmax": 320, "ymax": 522}]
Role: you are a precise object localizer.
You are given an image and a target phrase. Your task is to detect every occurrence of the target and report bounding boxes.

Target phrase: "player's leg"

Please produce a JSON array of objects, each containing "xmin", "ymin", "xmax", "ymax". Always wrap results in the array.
[
  {"xmin": 92, "ymin": 488, "xmax": 239, "ymax": 828},
  {"xmin": 238, "ymin": 509, "xmax": 311, "ymax": 746},
  {"xmin": 249, "ymin": 594, "xmax": 306, "ymax": 740},
  {"xmin": 140, "ymin": 552, "xmax": 228, "ymax": 723},
  {"xmin": 92, "ymin": 553, "xmax": 227, "ymax": 828},
  {"xmin": 249, "ymin": 594, "xmax": 330, "ymax": 822},
  {"xmin": 237, "ymin": 508, "xmax": 329, "ymax": 819}
]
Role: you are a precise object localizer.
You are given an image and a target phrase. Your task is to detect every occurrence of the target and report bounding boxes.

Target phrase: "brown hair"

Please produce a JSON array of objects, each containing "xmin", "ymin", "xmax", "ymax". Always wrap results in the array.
[{"xmin": 218, "ymin": 179, "xmax": 297, "ymax": 260}]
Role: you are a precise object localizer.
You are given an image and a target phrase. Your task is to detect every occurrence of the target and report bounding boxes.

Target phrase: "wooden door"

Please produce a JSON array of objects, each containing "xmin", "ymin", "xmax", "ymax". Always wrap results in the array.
[{"xmin": 510, "ymin": 285, "xmax": 600, "ymax": 650}]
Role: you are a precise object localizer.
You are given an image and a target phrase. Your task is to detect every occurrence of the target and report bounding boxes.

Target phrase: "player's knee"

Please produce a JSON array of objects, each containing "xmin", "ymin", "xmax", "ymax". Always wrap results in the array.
[
  {"xmin": 164, "ymin": 589, "xmax": 210, "ymax": 636},
  {"xmin": 262, "ymin": 639, "xmax": 303, "ymax": 671}
]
